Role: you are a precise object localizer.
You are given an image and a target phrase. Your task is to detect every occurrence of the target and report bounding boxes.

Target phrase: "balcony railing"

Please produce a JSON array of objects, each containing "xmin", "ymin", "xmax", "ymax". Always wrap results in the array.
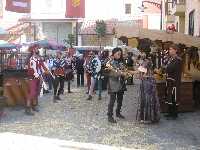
[
  {"xmin": 171, "ymin": 0, "xmax": 185, "ymax": 16},
  {"xmin": 172, "ymin": 0, "xmax": 185, "ymax": 8}
]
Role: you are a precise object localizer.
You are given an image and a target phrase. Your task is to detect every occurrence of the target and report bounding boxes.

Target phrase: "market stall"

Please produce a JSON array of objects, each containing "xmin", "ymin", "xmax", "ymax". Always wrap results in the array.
[
  {"xmin": 115, "ymin": 25, "xmax": 200, "ymax": 112},
  {"xmin": 0, "ymin": 40, "xmax": 28, "ymax": 106}
]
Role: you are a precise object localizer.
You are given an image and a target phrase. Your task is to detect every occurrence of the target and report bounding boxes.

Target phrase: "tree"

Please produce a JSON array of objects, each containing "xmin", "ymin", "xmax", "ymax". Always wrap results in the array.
[
  {"xmin": 95, "ymin": 20, "xmax": 107, "ymax": 49},
  {"xmin": 64, "ymin": 34, "xmax": 75, "ymax": 48}
]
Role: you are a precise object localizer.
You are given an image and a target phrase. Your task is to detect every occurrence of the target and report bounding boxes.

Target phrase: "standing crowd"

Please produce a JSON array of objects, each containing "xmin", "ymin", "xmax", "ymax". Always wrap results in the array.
[{"xmin": 25, "ymin": 44, "xmax": 182, "ymax": 124}]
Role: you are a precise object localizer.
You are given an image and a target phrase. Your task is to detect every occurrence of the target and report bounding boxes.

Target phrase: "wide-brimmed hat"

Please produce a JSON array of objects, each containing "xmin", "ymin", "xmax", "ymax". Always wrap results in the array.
[{"xmin": 28, "ymin": 44, "xmax": 39, "ymax": 52}]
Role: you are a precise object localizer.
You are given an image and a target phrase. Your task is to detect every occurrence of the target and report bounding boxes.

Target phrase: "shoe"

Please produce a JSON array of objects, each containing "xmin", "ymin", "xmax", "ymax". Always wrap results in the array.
[
  {"xmin": 60, "ymin": 90, "xmax": 64, "ymax": 95},
  {"xmin": 25, "ymin": 107, "xmax": 34, "ymax": 116},
  {"xmin": 56, "ymin": 96, "xmax": 62, "ymax": 101},
  {"xmin": 32, "ymin": 106, "xmax": 39, "ymax": 112},
  {"xmin": 166, "ymin": 116, "xmax": 177, "ymax": 120},
  {"xmin": 165, "ymin": 113, "xmax": 178, "ymax": 120},
  {"xmin": 68, "ymin": 91, "xmax": 73, "ymax": 93},
  {"xmin": 164, "ymin": 114, "xmax": 173, "ymax": 118},
  {"xmin": 98, "ymin": 96, "xmax": 102, "ymax": 100},
  {"xmin": 108, "ymin": 117, "xmax": 117, "ymax": 123},
  {"xmin": 53, "ymin": 100, "xmax": 58, "ymax": 103},
  {"xmin": 53, "ymin": 96, "xmax": 58, "ymax": 103},
  {"xmin": 85, "ymin": 91, "xmax": 89, "ymax": 94},
  {"xmin": 116, "ymin": 113, "xmax": 125, "ymax": 119},
  {"xmin": 43, "ymin": 90, "xmax": 50, "ymax": 94},
  {"xmin": 86, "ymin": 95, "xmax": 92, "ymax": 100}
]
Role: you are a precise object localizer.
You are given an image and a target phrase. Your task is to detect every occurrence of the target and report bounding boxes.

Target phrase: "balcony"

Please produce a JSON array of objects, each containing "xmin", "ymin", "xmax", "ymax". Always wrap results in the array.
[
  {"xmin": 171, "ymin": 1, "xmax": 186, "ymax": 16},
  {"xmin": 166, "ymin": 15, "xmax": 175, "ymax": 23}
]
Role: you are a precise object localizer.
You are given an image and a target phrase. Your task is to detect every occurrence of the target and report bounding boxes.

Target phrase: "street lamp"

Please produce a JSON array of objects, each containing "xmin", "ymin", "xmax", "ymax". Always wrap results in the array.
[{"xmin": 139, "ymin": 0, "xmax": 163, "ymax": 30}]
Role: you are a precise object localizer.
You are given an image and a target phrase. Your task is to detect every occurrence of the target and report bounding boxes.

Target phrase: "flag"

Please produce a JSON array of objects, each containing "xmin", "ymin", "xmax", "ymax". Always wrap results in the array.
[
  {"xmin": 66, "ymin": 0, "xmax": 85, "ymax": 18},
  {"xmin": 5, "ymin": 0, "xmax": 31, "ymax": 13},
  {"xmin": 0, "ymin": 0, "xmax": 3, "ymax": 18}
]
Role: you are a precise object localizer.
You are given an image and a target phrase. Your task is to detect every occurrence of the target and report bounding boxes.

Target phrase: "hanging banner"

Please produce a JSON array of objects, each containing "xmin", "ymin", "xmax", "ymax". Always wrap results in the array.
[
  {"xmin": 65, "ymin": 0, "xmax": 85, "ymax": 18},
  {"xmin": 5, "ymin": 0, "xmax": 31, "ymax": 13}
]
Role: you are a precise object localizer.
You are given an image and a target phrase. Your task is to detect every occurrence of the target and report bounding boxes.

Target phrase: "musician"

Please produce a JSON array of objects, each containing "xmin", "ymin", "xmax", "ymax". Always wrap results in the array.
[
  {"xmin": 86, "ymin": 52, "xmax": 101, "ymax": 100},
  {"xmin": 26, "ymin": 45, "xmax": 48, "ymax": 115},
  {"xmin": 76, "ymin": 54, "xmax": 85, "ymax": 87},
  {"xmin": 165, "ymin": 44, "xmax": 182, "ymax": 119},
  {"xmin": 106, "ymin": 47, "xmax": 127, "ymax": 123},
  {"xmin": 83, "ymin": 52, "xmax": 93, "ymax": 94},
  {"xmin": 52, "ymin": 51, "xmax": 65, "ymax": 102},
  {"xmin": 64, "ymin": 51, "xmax": 74, "ymax": 93}
]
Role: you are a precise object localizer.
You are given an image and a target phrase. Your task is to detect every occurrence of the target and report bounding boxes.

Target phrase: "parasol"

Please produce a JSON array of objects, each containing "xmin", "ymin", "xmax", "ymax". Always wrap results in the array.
[
  {"xmin": 0, "ymin": 27, "xmax": 8, "ymax": 35},
  {"xmin": 0, "ymin": 40, "xmax": 20, "ymax": 50},
  {"xmin": 31, "ymin": 39, "xmax": 66, "ymax": 50}
]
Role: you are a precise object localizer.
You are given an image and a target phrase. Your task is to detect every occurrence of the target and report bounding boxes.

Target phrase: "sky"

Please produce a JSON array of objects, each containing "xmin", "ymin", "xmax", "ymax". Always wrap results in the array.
[
  {"xmin": 1, "ymin": 0, "xmax": 159, "ymax": 29},
  {"xmin": 2, "ymin": 0, "xmax": 143, "ymax": 20},
  {"xmin": 85, "ymin": 0, "xmax": 141, "ymax": 20}
]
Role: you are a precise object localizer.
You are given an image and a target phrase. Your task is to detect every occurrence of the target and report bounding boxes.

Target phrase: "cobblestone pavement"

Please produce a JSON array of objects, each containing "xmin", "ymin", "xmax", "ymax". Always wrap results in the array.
[{"xmin": 0, "ymin": 81, "xmax": 200, "ymax": 150}]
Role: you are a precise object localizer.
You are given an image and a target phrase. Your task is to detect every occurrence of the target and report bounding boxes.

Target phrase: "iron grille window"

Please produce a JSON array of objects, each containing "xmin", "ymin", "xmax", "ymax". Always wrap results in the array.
[
  {"xmin": 125, "ymin": 4, "xmax": 131, "ymax": 14},
  {"xmin": 189, "ymin": 10, "xmax": 195, "ymax": 36}
]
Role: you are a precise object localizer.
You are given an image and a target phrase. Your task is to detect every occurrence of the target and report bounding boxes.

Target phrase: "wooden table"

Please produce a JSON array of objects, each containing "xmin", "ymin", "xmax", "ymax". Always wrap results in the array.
[{"xmin": 156, "ymin": 79, "xmax": 194, "ymax": 112}]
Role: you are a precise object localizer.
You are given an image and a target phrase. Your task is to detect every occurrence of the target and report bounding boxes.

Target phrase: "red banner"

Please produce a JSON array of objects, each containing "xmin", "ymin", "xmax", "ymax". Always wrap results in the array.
[
  {"xmin": 66, "ymin": 0, "xmax": 85, "ymax": 18},
  {"xmin": 5, "ymin": 0, "xmax": 31, "ymax": 13}
]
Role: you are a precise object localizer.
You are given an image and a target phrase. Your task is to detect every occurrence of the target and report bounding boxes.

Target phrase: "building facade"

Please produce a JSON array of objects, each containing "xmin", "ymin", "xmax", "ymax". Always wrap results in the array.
[
  {"xmin": 86, "ymin": 0, "xmax": 161, "ymax": 30},
  {"xmin": 185, "ymin": 0, "xmax": 200, "ymax": 36},
  {"xmin": 163, "ymin": 0, "xmax": 200, "ymax": 37},
  {"xmin": 28, "ymin": 0, "xmax": 76, "ymax": 44}
]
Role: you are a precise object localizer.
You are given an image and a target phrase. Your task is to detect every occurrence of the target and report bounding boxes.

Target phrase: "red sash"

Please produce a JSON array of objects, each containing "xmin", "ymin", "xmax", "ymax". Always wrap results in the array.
[{"xmin": 54, "ymin": 68, "xmax": 65, "ymax": 76}]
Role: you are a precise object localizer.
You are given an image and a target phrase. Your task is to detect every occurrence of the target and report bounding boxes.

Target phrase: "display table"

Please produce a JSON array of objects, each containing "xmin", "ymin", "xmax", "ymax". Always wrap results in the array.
[
  {"xmin": 156, "ymin": 79, "xmax": 194, "ymax": 112},
  {"xmin": 3, "ymin": 69, "xmax": 28, "ymax": 106}
]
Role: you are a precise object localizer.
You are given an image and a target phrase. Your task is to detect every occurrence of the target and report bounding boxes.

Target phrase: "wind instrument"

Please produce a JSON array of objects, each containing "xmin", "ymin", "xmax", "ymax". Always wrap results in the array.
[{"xmin": 105, "ymin": 58, "xmax": 136, "ymax": 79}]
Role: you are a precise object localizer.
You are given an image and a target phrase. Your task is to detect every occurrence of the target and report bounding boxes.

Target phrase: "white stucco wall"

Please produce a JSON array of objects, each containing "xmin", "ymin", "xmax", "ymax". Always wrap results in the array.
[
  {"xmin": 85, "ymin": 0, "xmax": 141, "ymax": 20},
  {"xmin": 185, "ymin": 0, "xmax": 200, "ymax": 36},
  {"xmin": 147, "ymin": 14, "xmax": 161, "ymax": 30},
  {"xmin": 41, "ymin": 22, "xmax": 72, "ymax": 44},
  {"xmin": 31, "ymin": 0, "xmax": 66, "ymax": 19}
]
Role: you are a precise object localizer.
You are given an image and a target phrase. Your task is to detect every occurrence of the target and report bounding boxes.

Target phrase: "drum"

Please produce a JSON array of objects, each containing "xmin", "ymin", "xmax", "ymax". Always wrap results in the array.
[
  {"xmin": 3, "ymin": 77, "xmax": 26, "ymax": 106},
  {"xmin": 3, "ymin": 78, "xmax": 17, "ymax": 106}
]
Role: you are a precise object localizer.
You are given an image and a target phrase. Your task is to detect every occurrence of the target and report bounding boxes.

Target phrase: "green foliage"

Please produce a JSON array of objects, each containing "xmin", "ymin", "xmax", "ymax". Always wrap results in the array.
[
  {"xmin": 64, "ymin": 34, "xmax": 75, "ymax": 48},
  {"xmin": 95, "ymin": 20, "xmax": 107, "ymax": 48},
  {"xmin": 95, "ymin": 20, "xmax": 107, "ymax": 38}
]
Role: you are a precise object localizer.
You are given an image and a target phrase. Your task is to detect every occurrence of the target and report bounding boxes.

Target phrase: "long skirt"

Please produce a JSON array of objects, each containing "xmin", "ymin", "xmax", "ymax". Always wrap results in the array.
[
  {"xmin": 136, "ymin": 77, "xmax": 160, "ymax": 123},
  {"xmin": 28, "ymin": 79, "xmax": 40, "ymax": 100}
]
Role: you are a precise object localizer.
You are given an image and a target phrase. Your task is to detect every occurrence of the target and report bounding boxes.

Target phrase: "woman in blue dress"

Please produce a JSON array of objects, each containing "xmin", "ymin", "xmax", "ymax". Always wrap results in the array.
[{"xmin": 136, "ymin": 58, "xmax": 160, "ymax": 124}]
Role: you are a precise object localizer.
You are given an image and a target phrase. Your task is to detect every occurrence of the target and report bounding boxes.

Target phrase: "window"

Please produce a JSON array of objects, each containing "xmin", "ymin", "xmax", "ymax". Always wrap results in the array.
[
  {"xmin": 176, "ymin": 22, "xmax": 179, "ymax": 32},
  {"xmin": 189, "ymin": 10, "xmax": 195, "ymax": 36},
  {"xmin": 172, "ymin": 0, "xmax": 177, "ymax": 8},
  {"xmin": 125, "ymin": 4, "xmax": 131, "ymax": 14}
]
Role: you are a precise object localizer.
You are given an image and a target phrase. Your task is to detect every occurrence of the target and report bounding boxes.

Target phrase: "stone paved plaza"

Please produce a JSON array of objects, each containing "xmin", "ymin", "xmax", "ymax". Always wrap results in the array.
[{"xmin": 0, "ymin": 82, "xmax": 200, "ymax": 150}]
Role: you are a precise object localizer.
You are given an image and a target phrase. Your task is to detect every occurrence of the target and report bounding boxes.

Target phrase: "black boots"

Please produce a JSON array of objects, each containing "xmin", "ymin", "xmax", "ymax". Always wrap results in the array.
[
  {"xmin": 53, "ymin": 95, "xmax": 61, "ymax": 103},
  {"xmin": 108, "ymin": 113, "xmax": 125, "ymax": 123},
  {"xmin": 32, "ymin": 105, "xmax": 39, "ymax": 112},
  {"xmin": 98, "ymin": 96, "xmax": 102, "ymax": 100},
  {"xmin": 116, "ymin": 113, "xmax": 125, "ymax": 119},
  {"xmin": 25, "ymin": 107, "xmax": 34, "ymax": 116},
  {"xmin": 108, "ymin": 116, "xmax": 117, "ymax": 123},
  {"xmin": 86, "ymin": 95, "xmax": 92, "ymax": 100}
]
